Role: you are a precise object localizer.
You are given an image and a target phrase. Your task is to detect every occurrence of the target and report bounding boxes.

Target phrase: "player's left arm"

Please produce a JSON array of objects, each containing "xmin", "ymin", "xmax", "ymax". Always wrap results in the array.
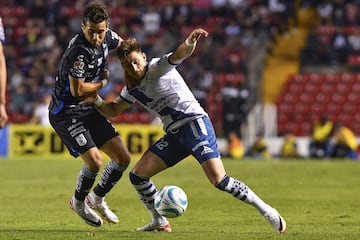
[
  {"xmin": 169, "ymin": 28, "xmax": 208, "ymax": 64},
  {"xmin": 0, "ymin": 40, "xmax": 8, "ymax": 127}
]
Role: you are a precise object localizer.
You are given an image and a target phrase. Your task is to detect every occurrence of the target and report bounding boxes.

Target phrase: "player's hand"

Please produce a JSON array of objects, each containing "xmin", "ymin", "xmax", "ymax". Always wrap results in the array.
[
  {"xmin": 0, "ymin": 104, "xmax": 8, "ymax": 128},
  {"xmin": 102, "ymin": 69, "xmax": 110, "ymax": 80},
  {"xmin": 187, "ymin": 28, "xmax": 209, "ymax": 44},
  {"xmin": 100, "ymin": 69, "xmax": 110, "ymax": 88}
]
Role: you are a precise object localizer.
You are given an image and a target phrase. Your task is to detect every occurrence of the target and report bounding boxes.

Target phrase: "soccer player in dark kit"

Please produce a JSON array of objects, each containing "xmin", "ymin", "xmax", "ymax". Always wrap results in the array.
[{"xmin": 48, "ymin": 2, "xmax": 130, "ymax": 227}]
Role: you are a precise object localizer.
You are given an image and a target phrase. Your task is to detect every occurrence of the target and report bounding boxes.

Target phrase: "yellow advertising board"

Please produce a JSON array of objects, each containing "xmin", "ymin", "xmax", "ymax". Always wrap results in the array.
[{"xmin": 8, "ymin": 124, "xmax": 164, "ymax": 159}]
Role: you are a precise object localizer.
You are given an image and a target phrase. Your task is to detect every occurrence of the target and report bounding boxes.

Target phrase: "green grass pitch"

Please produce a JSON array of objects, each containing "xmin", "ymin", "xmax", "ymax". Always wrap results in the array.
[{"xmin": 0, "ymin": 157, "xmax": 359, "ymax": 240}]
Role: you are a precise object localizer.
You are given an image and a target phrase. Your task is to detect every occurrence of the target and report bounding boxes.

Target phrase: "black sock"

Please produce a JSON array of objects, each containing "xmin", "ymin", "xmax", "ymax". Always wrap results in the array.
[
  {"xmin": 74, "ymin": 166, "xmax": 97, "ymax": 201},
  {"xmin": 93, "ymin": 160, "xmax": 128, "ymax": 197}
]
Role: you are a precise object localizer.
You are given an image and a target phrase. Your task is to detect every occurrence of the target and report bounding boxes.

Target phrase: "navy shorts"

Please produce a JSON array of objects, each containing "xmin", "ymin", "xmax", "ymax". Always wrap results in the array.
[
  {"xmin": 49, "ymin": 104, "xmax": 119, "ymax": 157},
  {"xmin": 149, "ymin": 116, "xmax": 221, "ymax": 167}
]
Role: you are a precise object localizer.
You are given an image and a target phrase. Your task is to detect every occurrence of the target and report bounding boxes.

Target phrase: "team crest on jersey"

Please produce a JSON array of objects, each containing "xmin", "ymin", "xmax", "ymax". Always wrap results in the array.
[
  {"xmin": 73, "ymin": 60, "xmax": 84, "ymax": 69},
  {"xmin": 75, "ymin": 134, "xmax": 87, "ymax": 146}
]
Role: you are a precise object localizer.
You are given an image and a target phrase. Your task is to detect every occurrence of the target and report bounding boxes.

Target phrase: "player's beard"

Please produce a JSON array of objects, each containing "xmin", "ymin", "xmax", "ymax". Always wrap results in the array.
[{"xmin": 91, "ymin": 41, "xmax": 101, "ymax": 48}]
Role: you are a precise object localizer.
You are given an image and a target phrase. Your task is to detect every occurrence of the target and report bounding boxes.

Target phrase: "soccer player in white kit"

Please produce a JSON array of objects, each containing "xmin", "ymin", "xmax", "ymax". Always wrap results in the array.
[{"xmin": 92, "ymin": 28, "xmax": 287, "ymax": 234}]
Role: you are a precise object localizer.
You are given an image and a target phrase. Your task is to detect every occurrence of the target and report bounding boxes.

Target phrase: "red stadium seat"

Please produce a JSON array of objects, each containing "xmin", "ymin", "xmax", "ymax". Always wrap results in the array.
[
  {"xmin": 304, "ymin": 83, "xmax": 319, "ymax": 93},
  {"xmin": 277, "ymin": 73, "xmax": 360, "ymax": 136},
  {"xmin": 331, "ymin": 93, "xmax": 346, "ymax": 103},
  {"xmin": 299, "ymin": 93, "xmax": 315, "ymax": 103},
  {"xmin": 320, "ymin": 84, "xmax": 336, "ymax": 93},
  {"xmin": 326, "ymin": 104, "xmax": 342, "ymax": 113},
  {"xmin": 351, "ymin": 82, "xmax": 360, "ymax": 92},
  {"xmin": 336, "ymin": 83, "xmax": 352, "ymax": 92},
  {"xmin": 339, "ymin": 73, "xmax": 356, "ymax": 84},
  {"xmin": 290, "ymin": 83, "xmax": 306, "ymax": 92},
  {"xmin": 311, "ymin": 103, "xmax": 326, "ymax": 113}
]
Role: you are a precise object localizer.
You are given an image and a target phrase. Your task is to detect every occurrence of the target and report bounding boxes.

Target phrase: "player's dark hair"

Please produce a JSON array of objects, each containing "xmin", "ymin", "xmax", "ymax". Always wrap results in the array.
[
  {"xmin": 116, "ymin": 38, "xmax": 142, "ymax": 62},
  {"xmin": 83, "ymin": 2, "xmax": 108, "ymax": 24}
]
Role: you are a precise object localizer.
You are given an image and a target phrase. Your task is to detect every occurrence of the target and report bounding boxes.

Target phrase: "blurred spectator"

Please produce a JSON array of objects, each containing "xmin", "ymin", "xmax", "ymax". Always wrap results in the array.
[
  {"xmin": 309, "ymin": 114, "xmax": 333, "ymax": 158},
  {"xmin": 9, "ymin": 85, "xmax": 31, "ymax": 115},
  {"xmin": 342, "ymin": 1, "xmax": 360, "ymax": 26},
  {"xmin": 28, "ymin": 93, "xmax": 51, "ymax": 126},
  {"xmin": 331, "ymin": 0, "xmax": 347, "ymax": 26},
  {"xmin": 246, "ymin": 133, "xmax": 271, "ymax": 160},
  {"xmin": 301, "ymin": 26, "xmax": 334, "ymax": 66},
  {"xmin": 317, "ymin": 1, "xmax": 334, "ymax": 25},
  {"xmin": 221, "ymin": 81, "xmax": 248, "ymax": 138},
  {"xmin": 227, "ymin": 131, "xmax": 244, "ymax": 160},
  {"xmin": 141, "ymin": 5, "xmax": 161, "ymax": 35},
  {"xmin": 330, "ymin": 122, "xmax": 358, "ymax": 160},
  {"xmin": 279, "ymin": 131, "xmax": 300, "ymax": 158},
  {"xmin": 331, "ymin": 27, "xmax": 350, "ymax": 64},
  {"xmin": 347, "ymin": 27, "xmax": 360, "ymax": 54}
]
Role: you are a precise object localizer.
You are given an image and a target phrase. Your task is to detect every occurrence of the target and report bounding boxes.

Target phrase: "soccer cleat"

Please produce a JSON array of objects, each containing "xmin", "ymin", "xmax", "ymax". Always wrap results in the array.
[
  {"xmin": 264, "ymin": 208, "xmax": 287, "ymax": 234},
  {"xmin": 69, "ymin": 196, "xmax": 103, "ymax": 227},
  {"xmin": 86, "ymin": 192, "xmax": 119, "ymax": 223},
  {"xmin": 135, "ymin": 222, "xmax": 172, "ymax": 232}
]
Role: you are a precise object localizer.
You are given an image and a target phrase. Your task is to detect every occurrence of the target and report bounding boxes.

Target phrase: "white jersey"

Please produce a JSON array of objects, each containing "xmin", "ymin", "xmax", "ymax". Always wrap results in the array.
[{"xmin": 120, "ymin": 53, "xmax": 208, "ymax": 132}]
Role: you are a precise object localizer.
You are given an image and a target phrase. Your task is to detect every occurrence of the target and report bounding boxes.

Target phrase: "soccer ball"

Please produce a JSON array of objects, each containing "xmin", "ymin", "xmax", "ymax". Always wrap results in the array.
[{"xmin": 155, "ymin": 185, "xmax": 188, "ymax": 218}]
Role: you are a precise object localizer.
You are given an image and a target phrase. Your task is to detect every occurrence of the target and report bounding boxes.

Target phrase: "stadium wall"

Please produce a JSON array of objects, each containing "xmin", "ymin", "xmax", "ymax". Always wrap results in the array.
[
  {"xmin": 0, "ymin": 124, "xmax": 164, "ymax": 160},
  {"xmin": 0, "ymin": 125, "xmax": 342, "ymax": 159}
]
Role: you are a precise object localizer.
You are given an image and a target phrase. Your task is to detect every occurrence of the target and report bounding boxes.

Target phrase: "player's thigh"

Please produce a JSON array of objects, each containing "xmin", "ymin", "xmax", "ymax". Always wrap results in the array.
[
  {"xmin": 131, "ymin": 150, "xmax": 168, "ymax": 178},
  {"xmin": 87, "ymin": 111, "xmax": 119, "ymax": 148},
  {"xmin": 149, "ymin": 134, "xmax": 190, "ymax": 167},
  {"xmin": 49, "ymin": 112, "xmax": 96, "ymax": 157}
]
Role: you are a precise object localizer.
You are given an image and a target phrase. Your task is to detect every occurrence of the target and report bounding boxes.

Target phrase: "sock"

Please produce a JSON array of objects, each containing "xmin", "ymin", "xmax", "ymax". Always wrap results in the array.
[
  {"xmin": 129, "ymin": 172, "xmax": 164, "ymax": 221},
  {"xmin": 216, "ymin": 175, "xmax": 272, "ymax": 215},
  {"xmin": 74, "ymin": 166, "xmax": 97, "ymax": 201},
  {"xmin": 93, "ymin": 160, "xmax": 128, "ymax": 197}
]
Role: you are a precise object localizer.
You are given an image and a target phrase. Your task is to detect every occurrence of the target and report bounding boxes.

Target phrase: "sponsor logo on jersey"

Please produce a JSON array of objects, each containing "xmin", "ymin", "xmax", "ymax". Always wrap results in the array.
[
  {"xmin": 97, "ymin": 57, "xmax": 103, "ymax": 66},
  {"xmin": 70, "ymin": 55, "xmax": 85, "ymax": 77},
  {"xmin": 201, "ymin": 146, "xmax": 213, "ymax": 155}
]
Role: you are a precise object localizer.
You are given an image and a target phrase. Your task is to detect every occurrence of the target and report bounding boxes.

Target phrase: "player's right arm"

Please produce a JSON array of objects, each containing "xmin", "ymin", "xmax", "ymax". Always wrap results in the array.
[
  {"xmin": 69, "ymin": 69, "xmax": 109, "ymax": 99},
  {"xmin": 93, "ymin": 95, "xmax": 130, "ymax": 117},
  {"xmin": 169, "ymin": 28, "xmax": 208, "ymax": 64}
]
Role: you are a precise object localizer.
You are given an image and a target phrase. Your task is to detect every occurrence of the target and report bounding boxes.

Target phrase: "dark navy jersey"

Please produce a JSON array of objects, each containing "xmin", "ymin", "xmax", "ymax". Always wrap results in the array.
[{"xmin": 49, "ymin": 29, "xmax": 120, "ymax": 115}]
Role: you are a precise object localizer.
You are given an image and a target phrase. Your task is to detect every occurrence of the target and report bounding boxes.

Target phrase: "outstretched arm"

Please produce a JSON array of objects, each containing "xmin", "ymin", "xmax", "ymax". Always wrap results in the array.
[{"xmin": 169, "ymin": 28, "xmax": 209, "ymax": 64}]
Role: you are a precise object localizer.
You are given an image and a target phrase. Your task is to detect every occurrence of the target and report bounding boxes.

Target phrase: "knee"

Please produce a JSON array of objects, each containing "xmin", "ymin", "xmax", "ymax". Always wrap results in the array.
[
  {"xmin": 86, "ymin": 155, "xmax": 103, "ymax": 172},
  {"xmin": 113, "ymin": 151, "xmax": 131, "ymax": 166}
]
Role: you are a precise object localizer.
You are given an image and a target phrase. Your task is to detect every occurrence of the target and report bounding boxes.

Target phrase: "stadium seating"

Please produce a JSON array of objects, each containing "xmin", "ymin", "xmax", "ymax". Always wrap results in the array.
[{"xmin": 276, "ymin": 73, "xmax": 360, "ymax": 136}]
